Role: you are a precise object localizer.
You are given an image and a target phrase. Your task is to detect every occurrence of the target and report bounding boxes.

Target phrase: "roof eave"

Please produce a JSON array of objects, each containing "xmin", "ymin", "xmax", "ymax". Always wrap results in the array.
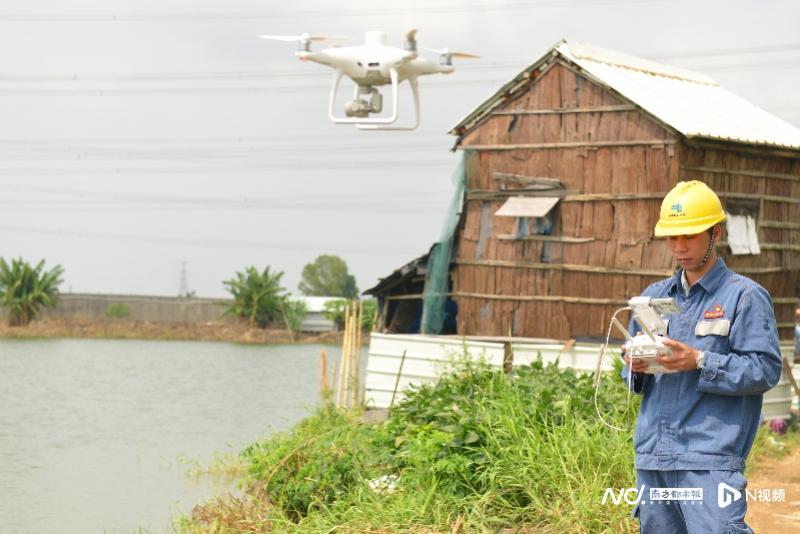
[{"xmin": 449, "ymin": 44, "xmax": 563, "ymax": 141}]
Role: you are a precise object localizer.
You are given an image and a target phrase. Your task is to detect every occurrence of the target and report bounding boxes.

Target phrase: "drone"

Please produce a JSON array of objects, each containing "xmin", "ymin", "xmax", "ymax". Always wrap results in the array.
[{"xmin": 260, "ymin": 29, "xmax": 479, "ymax": 131}]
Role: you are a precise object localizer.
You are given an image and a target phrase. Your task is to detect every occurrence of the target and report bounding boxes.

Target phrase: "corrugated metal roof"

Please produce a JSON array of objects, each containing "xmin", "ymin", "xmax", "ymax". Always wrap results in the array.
[{"xmin": 451, "ymin": 39, "xmax": 800, "ymax": 150}]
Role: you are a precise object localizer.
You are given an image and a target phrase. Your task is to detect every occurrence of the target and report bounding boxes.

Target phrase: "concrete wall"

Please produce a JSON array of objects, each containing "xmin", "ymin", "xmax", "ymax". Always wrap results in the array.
[
  {"xmin": 0, "ymin": 293, "xmax": 336, "ymax": 332},
  {"xmin": 40, "ymin": 293, "xmax": 233, "ymax": 323}
]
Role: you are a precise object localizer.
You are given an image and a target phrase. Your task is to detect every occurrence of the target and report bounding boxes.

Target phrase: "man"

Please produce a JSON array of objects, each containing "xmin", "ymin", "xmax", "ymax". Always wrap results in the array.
[{"xmin": 622, "ymin": 180, "xmax": 782, "ymax": 534}]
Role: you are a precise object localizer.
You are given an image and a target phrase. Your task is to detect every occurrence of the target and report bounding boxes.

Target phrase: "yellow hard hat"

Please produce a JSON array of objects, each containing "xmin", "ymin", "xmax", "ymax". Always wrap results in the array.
[{"xmin": 654, "ymin": 180, "xmax": 726, "ymax": 237}]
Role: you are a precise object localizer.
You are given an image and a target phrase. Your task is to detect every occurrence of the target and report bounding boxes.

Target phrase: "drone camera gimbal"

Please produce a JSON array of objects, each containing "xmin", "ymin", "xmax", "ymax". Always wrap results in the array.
[{"xmin": 344, "ymin": 86, "xmax": 383, "ymax": 118}]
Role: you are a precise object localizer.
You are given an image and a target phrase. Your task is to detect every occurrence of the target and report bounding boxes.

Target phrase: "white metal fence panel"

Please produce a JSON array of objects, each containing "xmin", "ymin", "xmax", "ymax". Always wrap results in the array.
[{"xmin": 364, "ymin": 334, "xmax": 798, "ymax": 419}]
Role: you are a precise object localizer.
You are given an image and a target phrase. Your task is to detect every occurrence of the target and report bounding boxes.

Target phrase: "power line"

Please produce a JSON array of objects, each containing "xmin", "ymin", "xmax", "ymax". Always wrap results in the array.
[
  {"xmin": 0, "ymin": 130, "xmax": 449, "ymax": 144},
  {"xmin": 0, "ymin": 182, "xmax": 452, "ymax": 203},
  {"xmin": 0, "ymin": 183, "xmax": 452, "ymax": 214},
  {"xmin": 646, "ymin": 42, "xmax": 800, "ymax": 60},
  {"xmin": 0, "ymin": 1, "xmax": 666, "ymax": 22},
  {"xmin": 0, "ymin": 224, "xmax": 425, "ymax": 256},
  {"xmin": 0, "ymin": 77, "xmax": 508, "ymax": 96},
  {"xmin": 0, "ymin": 58, "xmax": 797, "ymax": 96},
  {"xmin": 1, "ymin": 44, "xmax": 798, "ymax": 84},
  {"xmin": 0, "ymin": 159, "xmax": 457, "ymax": 174}
]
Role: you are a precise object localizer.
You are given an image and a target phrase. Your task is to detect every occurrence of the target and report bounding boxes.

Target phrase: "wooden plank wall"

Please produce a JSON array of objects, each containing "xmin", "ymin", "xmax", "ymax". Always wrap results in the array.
[
  {"xmin": 454, "ymin": 62, "xmax": 679, "ymax": 338},
  {"xmin": 680, "ymin": 144, "xmax": 800, "ymax": 339},
  {"xmin": 451, "ymin": 61, "xmax": 799, "ymax": 340}
]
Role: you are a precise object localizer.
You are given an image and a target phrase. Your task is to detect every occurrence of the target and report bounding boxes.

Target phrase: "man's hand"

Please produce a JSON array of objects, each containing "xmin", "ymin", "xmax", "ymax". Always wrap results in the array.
[
  {"xmin": 657, "ymin": 338, "xmax": 701, "ymax": 372},
  {"xmin": 622, "ymin": 348, "xmax": 650, "ymax": 373}
]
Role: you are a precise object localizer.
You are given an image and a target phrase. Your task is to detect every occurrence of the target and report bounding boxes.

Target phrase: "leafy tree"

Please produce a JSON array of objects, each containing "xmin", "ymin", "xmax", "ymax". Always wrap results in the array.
[
  {"xmin": 0, "ymin": 257, "xmax": 64, "ymax": 326},
  {"xmin": 299, "ymin": 255, "xmax": 359, "ymax": 299},
  {"xmin": 223, "ymin": 266, "xmax": 288, "ymax": 328}
]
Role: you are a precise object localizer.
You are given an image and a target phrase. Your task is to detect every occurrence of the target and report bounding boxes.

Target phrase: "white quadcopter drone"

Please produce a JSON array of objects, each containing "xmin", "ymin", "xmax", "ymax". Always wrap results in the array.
[{"xmin": 260, "ymin": 29, "xmax": 479, "ymax": 131}]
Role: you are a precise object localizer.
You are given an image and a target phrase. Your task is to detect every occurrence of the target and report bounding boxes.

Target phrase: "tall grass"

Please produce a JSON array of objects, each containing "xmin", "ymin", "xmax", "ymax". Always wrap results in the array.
[{"xmin": 182, "ymin": 358, "xmax": 641, "ymax": 533}]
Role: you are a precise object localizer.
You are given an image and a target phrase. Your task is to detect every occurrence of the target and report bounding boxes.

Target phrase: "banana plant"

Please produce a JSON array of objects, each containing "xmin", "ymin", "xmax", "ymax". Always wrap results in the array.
[
  {"xmin": 223, "ymin": 266, "xmax": 288, "ymax": 328},
  {"xmin": 0, "ymin": 257, "xmax": 64, "ymax": 326}
]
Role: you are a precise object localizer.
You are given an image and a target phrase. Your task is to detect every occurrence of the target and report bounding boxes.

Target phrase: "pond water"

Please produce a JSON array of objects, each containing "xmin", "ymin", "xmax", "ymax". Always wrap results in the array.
[{"xmin": 0, "ymin": 338, "xmax": 352, "ymax": 533}]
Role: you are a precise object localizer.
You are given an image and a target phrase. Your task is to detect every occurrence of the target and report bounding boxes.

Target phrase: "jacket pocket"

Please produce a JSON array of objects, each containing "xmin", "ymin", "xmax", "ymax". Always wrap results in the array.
[{"xmin": 695, "ymin": 319, "xmax": 730, "ymax": 337}]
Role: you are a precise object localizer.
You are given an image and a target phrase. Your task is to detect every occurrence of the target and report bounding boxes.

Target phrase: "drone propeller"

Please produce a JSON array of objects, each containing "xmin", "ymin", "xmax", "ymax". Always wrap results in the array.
[
  {"xmin": 259, "ymin": 33, "xmax": 349, "ymax": 44},
  {"xmin": 422, "ymin": 47, "xmax": 480, "ymax": 59}
]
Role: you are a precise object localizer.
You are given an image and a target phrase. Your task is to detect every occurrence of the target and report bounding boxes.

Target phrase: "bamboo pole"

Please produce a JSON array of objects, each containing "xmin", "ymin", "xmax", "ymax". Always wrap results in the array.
[
  {"xmin": 360, "ymin": 301, "xmax": 366, "ymax": 398},
  {"xmin": 341, "ymin": 302, "xmax": 353, "ymax": 410},
  {"xmin": 454, "ymin": 292, "xmax": 628, "ymax": 305},
  {"xmin": 717, "ymin": 192, "xmax": 800, "ymax": 205},
  {"xmin": 459, "ymin": 139, "xmax": 676, "ymax": 151},
  {"xmin": 351, "ymin": 301, "xmax": 363, "ymax": 408},
  {"xmin": 497, "ymin": 234, "xmax": 596, "ymax": 243},
  {"xmin": 680, "ymin": 165, "xmax": 800, "ymax": 182},
  {"xmin": 331, "ymin": 356, "xmax": 339, "ymax": 406},
  {"xmin": 335, "ymin": 304, "xmax": 350, "ymax": 408},
  {"xmin": 455, "ymin": 258, "xmax": 672, "ymax": 277},
  {"xmin": 384, "ymin": 293, "xmax": 627, "ymax": 305},
  {"xmin": 759, "ymin": 221, "xmax": 800, "ymax": 230},
  {"xmin": 491, "ymin": 105, "xmax": 637, "ymax": 115},
  {"xmin": 390, "ymin": 350, "xmax": 408, "ymax": 409},
  {"xmin": 319, "ymin": 349, "xmax": 329, "ymax": 397},
  {"xmin": 465, "ymin": 190, "xmax": 663, "ymax": 202}
]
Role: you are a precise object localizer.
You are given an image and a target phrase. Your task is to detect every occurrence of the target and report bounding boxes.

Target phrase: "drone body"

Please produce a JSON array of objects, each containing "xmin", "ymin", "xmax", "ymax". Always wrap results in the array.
[{"xmin": 261, "ymin": 30, "xmax": 477, "ymax": 130}]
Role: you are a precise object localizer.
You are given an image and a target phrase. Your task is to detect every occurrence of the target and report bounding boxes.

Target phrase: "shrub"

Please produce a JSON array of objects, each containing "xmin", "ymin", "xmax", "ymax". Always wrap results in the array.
[
  {"xmin": 105, "ymin": 303, "xmax": 130, "ymax": 319},
  {"xmin": 0, "ymin": 257, "xmax": 64, "ymax": 326},
  {"xmin": 280, "ymin": 298, "xmax": 307, "ymax": 334}
]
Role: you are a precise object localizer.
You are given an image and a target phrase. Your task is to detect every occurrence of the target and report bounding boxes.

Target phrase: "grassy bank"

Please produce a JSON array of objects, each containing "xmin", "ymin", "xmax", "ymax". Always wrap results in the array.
[
  {"xmin": 179, "ymin": 358, "xmax": 798, "ymax": 533},
  {"xmin": 0, "ymin": 318, "xmax": 348, "ymax": 345},
  {"xmin": 180, "ymin": 358, "xmax": 642, "ymax": 533}
]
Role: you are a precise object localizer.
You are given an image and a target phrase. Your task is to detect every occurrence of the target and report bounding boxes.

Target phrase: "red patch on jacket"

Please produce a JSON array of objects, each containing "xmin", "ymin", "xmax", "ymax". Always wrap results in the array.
[{"xmin": 704, "ymin": 304, "xmax": 725, "ymax": 319}]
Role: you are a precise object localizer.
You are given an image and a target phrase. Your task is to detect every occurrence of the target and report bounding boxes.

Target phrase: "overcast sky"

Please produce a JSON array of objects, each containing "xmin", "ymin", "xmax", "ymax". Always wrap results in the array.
[{"xmin": 0, "ymin": 0, "xmax": 798, "ymax": 298}]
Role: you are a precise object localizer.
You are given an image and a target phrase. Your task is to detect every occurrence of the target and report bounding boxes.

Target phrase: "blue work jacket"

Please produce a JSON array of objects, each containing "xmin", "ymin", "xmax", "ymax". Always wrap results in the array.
[{"xmin": 621, "ymin": 258, "xmax": 782, "ymax": 471}]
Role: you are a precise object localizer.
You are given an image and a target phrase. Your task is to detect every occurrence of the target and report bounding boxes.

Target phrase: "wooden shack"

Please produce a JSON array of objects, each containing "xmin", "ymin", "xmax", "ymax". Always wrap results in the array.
[{"xmin": 369, "ymin": 40, "xmax": 800, "ymax": 341}]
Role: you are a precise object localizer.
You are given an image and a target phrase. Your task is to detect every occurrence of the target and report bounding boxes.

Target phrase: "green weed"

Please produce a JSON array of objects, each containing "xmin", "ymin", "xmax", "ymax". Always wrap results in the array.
[{"xmin": 183, "ymin": 357, "xmax": 641, "ymax": 532}]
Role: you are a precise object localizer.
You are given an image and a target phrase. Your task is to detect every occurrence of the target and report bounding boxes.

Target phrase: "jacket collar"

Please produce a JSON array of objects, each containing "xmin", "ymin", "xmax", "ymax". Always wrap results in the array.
[{"xmin": 669, "ymin": 257, "xmax": 729, "ymax": 296}]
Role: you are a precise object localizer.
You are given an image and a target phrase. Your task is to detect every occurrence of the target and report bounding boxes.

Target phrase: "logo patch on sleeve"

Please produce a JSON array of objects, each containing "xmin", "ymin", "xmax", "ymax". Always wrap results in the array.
[{"xmin": 704, "ymin": 304, "xmax": 725, "ymax": 319}]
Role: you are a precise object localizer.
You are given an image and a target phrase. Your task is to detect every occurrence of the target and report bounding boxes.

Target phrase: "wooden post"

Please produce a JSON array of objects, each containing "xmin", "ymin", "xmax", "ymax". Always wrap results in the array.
[
  {"xmin": 503, "ymin": 341, "xmax": 513, "ymax": 374},
  {"xmin": 331, "ymin": 355, "xmax": 339, "ymax": 406}
]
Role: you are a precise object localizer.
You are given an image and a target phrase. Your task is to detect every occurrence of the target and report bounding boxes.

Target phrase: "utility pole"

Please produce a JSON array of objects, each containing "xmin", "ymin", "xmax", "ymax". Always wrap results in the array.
[{"xmin": 179, "ymin": 261, "xmax": 188, "ymax": 297}]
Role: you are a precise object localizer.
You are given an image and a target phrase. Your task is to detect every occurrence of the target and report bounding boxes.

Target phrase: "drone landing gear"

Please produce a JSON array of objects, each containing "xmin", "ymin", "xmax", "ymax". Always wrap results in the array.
[{"xmin": 328, "ymin": 68, "xmax": 420, "ymax": 131}]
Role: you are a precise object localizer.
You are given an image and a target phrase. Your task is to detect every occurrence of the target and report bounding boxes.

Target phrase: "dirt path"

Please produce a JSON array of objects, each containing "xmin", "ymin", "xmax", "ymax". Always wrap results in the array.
[{"xmin": 746, "ymin": 445, "xmax": 800, "ymax": 532}]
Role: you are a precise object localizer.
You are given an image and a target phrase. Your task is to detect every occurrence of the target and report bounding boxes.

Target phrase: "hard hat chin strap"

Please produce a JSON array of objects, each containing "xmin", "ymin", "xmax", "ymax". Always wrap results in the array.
[{"xmin": 700, "ymin": 226, "xmax": 718, "ymax": 266}]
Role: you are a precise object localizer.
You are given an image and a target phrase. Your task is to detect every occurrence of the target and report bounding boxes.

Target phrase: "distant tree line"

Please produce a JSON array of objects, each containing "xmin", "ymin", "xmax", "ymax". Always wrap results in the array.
[{"xmin": 0, "ymin": 254, "xmax": 372, "ymax": 333}]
